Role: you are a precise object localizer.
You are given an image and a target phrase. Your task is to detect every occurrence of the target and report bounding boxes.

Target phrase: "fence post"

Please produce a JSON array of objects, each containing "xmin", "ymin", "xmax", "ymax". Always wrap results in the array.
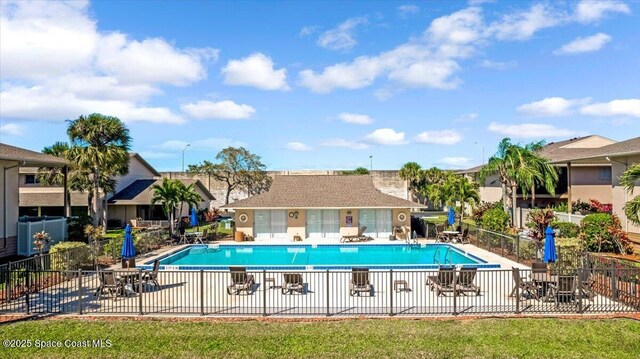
[
  {"xmin": 515, "ymin": 273, "xmax": 520, "ymax": 314},
  {"xmin": 501, "ymin": 237, "xmax": 505, "ymax": 257},
  {"xmin": 452, "ymin": 271, "xmax": 457, "ymax": 315},
  {"xmin": 6, "ymin": 266, "xmax": 11, "ymax": 303},
  {"xmin": 138, "ymin": 270, "xmax": 143, "ymax": 315},
  {"xmin": 611, "ymin": 266, "xmax": 618, "ymax": 301},
  {"xmin": 78, "ymin": 269, "xmax": 83, "ymax": 314},
  {"xmin": 200, "ymin": 270, "xmax": 205, "ymax": 316},
  {"xmin": 326, "ymin": 270, "xmax": 330, "ymax": 317},
  {"xmin": 25, "ymin": 269, "xmax": 30, "ymax": 314},
  {"xmin": 516, "ymin": 236, "xmax": 520, "ymax": 263},
  {"xmin": 577, "ymin": 268, "xmax": 583, "ymax": 314},
  {"xmin": 262, "ymin": 270, "xmax": 267, "ymax": 317},
  {"xmin": 389, "ymin": 270, "xmax": 393, "ymax": 316}
]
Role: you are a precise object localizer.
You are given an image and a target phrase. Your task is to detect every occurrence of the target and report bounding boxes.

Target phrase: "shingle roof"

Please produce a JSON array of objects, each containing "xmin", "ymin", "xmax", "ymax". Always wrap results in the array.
[
  {"xmin": 0, "ymin": 143, "xmax": 68, "ymax": 166},
  {"xmin": 19, "ymin": 192, "xmax": 88, "ymax": 207},
  {"xmin": 548, "ymin": 137, "xmax": 640, "ymax": 163},
  {"xmin": 221, "ymin": 175, "xmax": 422, "ymax": 209},
  {"xmin": 108, "ymin": 179, "xmax": 215, "ymax": 204}
]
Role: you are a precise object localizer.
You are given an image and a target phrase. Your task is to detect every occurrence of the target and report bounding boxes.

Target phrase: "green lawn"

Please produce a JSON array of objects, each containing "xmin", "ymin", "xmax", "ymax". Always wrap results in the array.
[{"xmin": 1, "ymin": 318, "xmax": 638, "ymax": 358}]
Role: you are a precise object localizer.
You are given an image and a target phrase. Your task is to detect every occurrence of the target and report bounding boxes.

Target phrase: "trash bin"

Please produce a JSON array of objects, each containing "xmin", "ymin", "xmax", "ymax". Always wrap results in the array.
[{"xmin": 234, "ymin": 230, "xmax": 244, "ymax": 242}]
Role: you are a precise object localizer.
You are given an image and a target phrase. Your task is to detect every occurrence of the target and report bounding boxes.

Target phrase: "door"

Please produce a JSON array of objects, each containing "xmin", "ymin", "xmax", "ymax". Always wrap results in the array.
[
  {"xmin": 271, "ymin": 210, "xmax": 288, "ymax": 239},
  {"xmin": 375, "ymin": 209, "xmax": 392, "ymax": 238},
  {"xmin": 321, "ymin": 210, "xmax": 340, "ymax": 238},
  {"xmin": 254, "ymin": 210, "xmax": 271, "ymax": 239},
  {"xmin": 306, "ymin": 209, "xmax": 323, "ymax": 238},
  {"xmin": 358, "ymin": 209, "xmax": 376, "ymax": 237}
]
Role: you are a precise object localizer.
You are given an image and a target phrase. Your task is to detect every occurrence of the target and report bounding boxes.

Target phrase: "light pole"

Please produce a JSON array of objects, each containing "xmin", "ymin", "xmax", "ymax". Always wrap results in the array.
[
  {"xmin": 182, "ymin": 144, "xmax": 190, "ymax": 172},
  {"xmin": 369, "ymin": 155, "xmax": 373, "ymax": 171},
  {"xmin": 474, "ymin": 142, "xmax": 484, "ymax": 165}
]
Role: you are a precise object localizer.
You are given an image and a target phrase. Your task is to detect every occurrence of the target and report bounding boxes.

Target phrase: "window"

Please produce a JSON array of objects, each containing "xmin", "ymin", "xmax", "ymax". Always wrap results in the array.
[
  {"xmin": 599, "ymin": 167, "xmax": 612, "ymax": 181},
  {"xmin": 25, "ymin": 174, "xmax": 40, "ymax": 184}
]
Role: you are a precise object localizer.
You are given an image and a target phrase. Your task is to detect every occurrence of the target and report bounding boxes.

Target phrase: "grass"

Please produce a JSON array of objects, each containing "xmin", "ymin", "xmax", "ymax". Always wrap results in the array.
[{"xmin": 1, "ymin": 318, "xmax": 638, "ymax": 358}]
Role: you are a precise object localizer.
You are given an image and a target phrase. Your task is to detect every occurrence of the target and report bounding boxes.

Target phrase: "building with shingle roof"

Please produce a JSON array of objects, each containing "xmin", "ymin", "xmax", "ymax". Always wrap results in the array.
[{"xmin": 222, "ymin": 175, "xmax": 422, "ymax": 241}]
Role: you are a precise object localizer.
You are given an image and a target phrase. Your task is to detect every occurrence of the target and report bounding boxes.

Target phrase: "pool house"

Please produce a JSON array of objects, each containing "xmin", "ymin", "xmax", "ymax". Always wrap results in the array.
[{"xmin": 221, "ymin": 175, "xmax": 422, "ymax": 241}]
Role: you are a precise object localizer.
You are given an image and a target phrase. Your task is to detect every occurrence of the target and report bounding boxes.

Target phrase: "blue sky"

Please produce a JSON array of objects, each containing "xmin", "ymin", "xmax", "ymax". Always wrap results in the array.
[{"xmin": 1, "ymin": 0, "xmax": 639, "ymax": 171}]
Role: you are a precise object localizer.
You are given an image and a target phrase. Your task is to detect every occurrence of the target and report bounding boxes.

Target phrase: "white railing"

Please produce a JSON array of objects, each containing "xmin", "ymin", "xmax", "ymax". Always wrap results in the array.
[
  {"xmin": 555, "ymin": 212, "xmax": 586, "ymax": 225},
  {"xmin": 17, "ymin": 217, "xmax": 67, "ymax": 256}
]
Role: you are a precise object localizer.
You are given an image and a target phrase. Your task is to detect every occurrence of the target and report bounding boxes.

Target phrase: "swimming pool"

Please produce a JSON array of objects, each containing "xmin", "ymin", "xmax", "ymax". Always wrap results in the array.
[{"xmin": 143, "ymin": 244, "xmax": 499, "ymax": 270}]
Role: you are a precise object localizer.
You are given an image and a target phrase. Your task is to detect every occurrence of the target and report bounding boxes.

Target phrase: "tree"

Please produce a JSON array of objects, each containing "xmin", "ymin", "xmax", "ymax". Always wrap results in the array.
[
  {"xmin": 479, "ymin": 138, "xmax": 558, "ymax": 227},
  {"xmin": 66, "ymin": 114, "xmax": 131, "ymax": 226},
  {"xmin": 151, "ymin": 178, "xmax": 182, "ymax": 235},
  {"xmin": 445, "ymin": 175, "xmax": 480, "ymax": 225},
  {"xmin": 621, "ymin": 162, "xmax": 640, "ymax": 225},
  {"xmin": 187, "ymin": 147, "xmax": 270, "ymax": 205},
  {"xmin": 341, "ymin": 167, "xmax": 370, "ymax": 175},
  {"xmin": 177, "ymin": 182, "xmax": 203, "ymax": 219},
  {"xmin": 399, "ymin": 162, "xmax": 422, "ymax": 200}
]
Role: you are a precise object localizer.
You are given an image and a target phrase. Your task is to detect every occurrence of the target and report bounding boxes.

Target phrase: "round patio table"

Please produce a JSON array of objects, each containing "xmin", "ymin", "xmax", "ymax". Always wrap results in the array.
[{"xmin": 442, "ymin": 231, "xmax": 459, "ymax": 243}]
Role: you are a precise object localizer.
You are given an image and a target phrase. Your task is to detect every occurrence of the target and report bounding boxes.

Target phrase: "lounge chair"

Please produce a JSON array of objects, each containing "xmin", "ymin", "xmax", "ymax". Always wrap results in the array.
[
  {"xmin": 457, "ymin": 267, "xmax": 481, "ymax": 295},
  {"xmin": 142, "ymin": 260, "xmax": 161, "ymax": 288},
  {"xmin": 341, "ymin": 226, "xmax": 367, "ymax": 243},
  {"xmin": 457, "ymin": 228, "xmax": 470, "ymax": 244},
  {"xmin": 350, "ymin": 268, "xmax": 373, "ymax": 296},
  {"xmin": 95, "ymin": 271, "xmax": 124, "ymax": 301},
  {"xmin": 548, "ymin": 275, "xmax": 577, "ymax": 307},
  {"xmin": 426, "ymin": 266, "xmax": 456, "ymax": 296},
  {"xmin": 281, "ymin": 273, "xmax": 305, "ymax": 294},
  {"xmin": 226, "ymin": 267, "xmax": 256, "ymax": 295},
  {"xmin": 509, "ymin": 267, "xmax": 540, "ymax": 301}
]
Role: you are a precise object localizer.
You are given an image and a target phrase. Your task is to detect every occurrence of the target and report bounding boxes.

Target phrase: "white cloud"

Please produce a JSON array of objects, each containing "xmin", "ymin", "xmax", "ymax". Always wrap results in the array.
[
  {"xmin": 438, "ymin": 157, "xmax": 472, "ymax": 167},
  {"xmin": 553, "ymin": 33, "xmax": 611, "ymax": 55},
  {"xmin": 364, "ymin": 128, "xmax": 407, "ymax": 145},
  {"xmin": 155, "ymin": 138, "xmax": 248, "ymax": 151},
  {"xmin": 222, "ymin": 53, "xmax": 289, "ymax": 91},
  {"xmin": 580, "ymin": 99, "xmax": 640, "ymax": 118},
  {"xmin": 0, "ymin": 123, "xmax": 25, "ymax": 136},
  {"xmin": 488, "ymin": 122, "xmax": 578, "ymax": 138},
  {"xmin": 181, "ymin": 100, "xmax": 255, "ymax": 120},
  {"xmin": 479, "ymin": 59, "xmax": 516, "ymax": 70},
  {"xmin": 299, "ymin": 25, "xmax": 319, "ymax": 37},
  {"xmin": 317, "ymin": 17, "xmax": 368, "ymax": 51},
  {"xmin": 337, "ymin": 112, "xmax": 374, "ymax": 125},
  {"xmin": 286, "ymin": 142, "xmax": 312, "ymax": 151},
  {"xmin": 574, "ymin": 0, "xmax": 630, "ymax": 23},
  {"xmin": 388, "ymin": 60, "xmax": 461, "ymax": 89},
  {"xmin": 373, "ymin": 88, "xmax": 395, "ymax": 101},
  {"xmin": 517, "ymin": 97, "xmax": 590, "ymax": 117},
  {"xmin": 0, "ymin": 0, "xmax": 215, "ymax": 123},
  {"xmin": 398, "ymin": 5, "xmax": 419, "ymax": 17},
  {"xmin": 415, "ymin": 130, "xmax": 462, "ymax": 145},
  {"xmin": 487, "ymin": 4, "xmax": 562, "ymax": 41},
  {"xmin": 319, "ymin": 139, "xmax": 369, "ymax": 150},
  {"xmin": 454, "ymin": 113, "xmax": 478, "ymax": 122}
]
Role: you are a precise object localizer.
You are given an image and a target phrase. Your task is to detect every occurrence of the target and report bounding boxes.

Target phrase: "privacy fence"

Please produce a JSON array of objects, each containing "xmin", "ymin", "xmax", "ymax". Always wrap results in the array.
[{"xmin": 1, "ymin": 265, "xmax": 638, "ymax": 317}]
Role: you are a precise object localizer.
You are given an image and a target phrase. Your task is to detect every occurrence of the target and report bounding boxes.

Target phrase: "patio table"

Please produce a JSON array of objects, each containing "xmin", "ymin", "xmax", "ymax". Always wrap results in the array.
[
  {"xmin": 186, "ymin": 232, "xmax": 203, "ymax": 244},
  {"xmin": 531, "ymin": 272, "xmax": 558, "ymax": 301},
  {"xmin": 442, "ymin": 231, "xmax": 459, "ymax": 243}
]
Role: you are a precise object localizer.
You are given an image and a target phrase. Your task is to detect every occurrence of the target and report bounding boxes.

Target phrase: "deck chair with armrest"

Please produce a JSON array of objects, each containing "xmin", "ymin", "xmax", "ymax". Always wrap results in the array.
[
  {"xmin": 457, "ymin": 228, "xmax": 470, "ymax": 244},
  {"xmin": 281, "ymin": 273, "xmax": 305, "ymax": 294},
  {"xmin": 531, "ymin": 262, "xmax": 548, "ymax": 274},
  {"xmin": 457, "ymin": 267, "xmax": 481, "ymax": 295},
  {"xmin": 95, "ymin": 271, "xmax": 124, "ymax": 302},
  {"xmin": 435, "ymin": 224, "xmax": 447, "ymax": 242},
  {"xmin": 510, "ymin": 267, "xmax": 540, "ymax": 301},
  {"xmin": 350, "ymin": 268, "xmax": 373, "ymax": 296},
  {"xmin": 226, "ymin": 266, "xmax": 256, "ymax": 295},
  {"xmin": 548, "ymin": 275, "xmax": 577, "ymax": 307},
  {"xmin": 142, "ymin": 259, "xmax": 161, "ymax": 288},
  {"xmin": 426, "ymin": 266, "xmax": 456, "ymax": 296},
  {"xmin": 341, "ymin": 226, "xmax": 367, "ymax": 243}
]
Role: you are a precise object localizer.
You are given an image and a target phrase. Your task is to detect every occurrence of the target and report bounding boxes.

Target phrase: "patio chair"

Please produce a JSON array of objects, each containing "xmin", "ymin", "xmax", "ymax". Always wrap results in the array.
[
  {"xmin": 350, "ymin": 268, "xmax": 373, "ymax": 296},
  {"xmin": 509, "ymin": 267, "xmax": 540, "ymax": 301},
  {"xmin": 426, "ymin": 266, "xmax": 456, "ymax": 296},
  {"xmin": 193, "ymin": 228, "xmax": 208, "ymax": 244},
  {"xmin": 458, "ymin": 228, "xmax": 470, "ymax": 244},
  {"xmin": 548, "ymin": 275, "xmax": 577, "ymax": 307},
  {"xmin": 95, "ymin": 271, "xmax": 124, "ymax": 302},
  {"xmin": 531, "ymin": 262, "xmax": 548, "ymax": 274},
  {"xmin": 457, "ymin": 267, "xmax": 481, "ymax": 296},
  {"xmin": 435, "ymin": 224, "xmax": 446, "ymax": 242},
  {"xmin": 281, "ymin": 273, "xmax": 305, "ymax": 294},
  {"xmin": 226, "ymin": 267, "xmax": 256, "ymax": 295},
  {"xmin": 341, "ymin": 226, "xmax": 367, "ymax": 243},
  {"xmin": 142, "ymin": 259, "xmax": 161, "ymax": 288},
  {"xmin": 578, "ymin": 267, "xmax": 596, "ymax": 302}
]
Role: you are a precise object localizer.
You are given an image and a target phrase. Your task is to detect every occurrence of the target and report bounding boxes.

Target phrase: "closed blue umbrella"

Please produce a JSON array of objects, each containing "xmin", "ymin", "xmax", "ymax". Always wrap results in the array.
[
  {"xmin": 448, "ymin": 206, "xmax": 455, "ymax": 226},
  {"xmin": 121, "ymin": 224, "xmax": 136, "ymax": 259},
  {"xmin": 190, "ymin": 207, "xmax": 198, "ymax": 227},
  {"xmin": 543, "ymin": 225, "xmax": 557, "ymax": 263}
]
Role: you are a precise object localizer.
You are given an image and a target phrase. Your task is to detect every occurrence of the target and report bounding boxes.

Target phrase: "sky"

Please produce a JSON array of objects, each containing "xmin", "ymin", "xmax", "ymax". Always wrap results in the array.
[{"xmin": 1, "ymin": 0, "xmax": 639, "ymax": 172}]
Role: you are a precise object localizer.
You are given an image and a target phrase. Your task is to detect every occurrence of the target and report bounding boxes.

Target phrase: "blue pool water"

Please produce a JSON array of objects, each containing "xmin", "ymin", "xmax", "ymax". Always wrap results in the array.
[{"xmin": 147, "ymin": 244, "xmax": 498, "ymax": 270}]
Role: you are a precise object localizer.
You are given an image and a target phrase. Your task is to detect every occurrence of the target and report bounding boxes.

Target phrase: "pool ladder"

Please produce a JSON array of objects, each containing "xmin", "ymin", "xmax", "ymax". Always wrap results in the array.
[
  {"xmin": 433, "ymin": 246, "xmax": 453, "ymax": 266},
  {"xmin": 406, "ymin": 231, "xmax": 419, "ymax": 247}
]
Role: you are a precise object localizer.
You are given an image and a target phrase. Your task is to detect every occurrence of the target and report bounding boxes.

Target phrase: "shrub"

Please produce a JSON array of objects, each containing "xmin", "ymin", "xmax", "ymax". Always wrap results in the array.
[
  {"xmin": 480, "ymin": 207, "xmax": 510, "ymax": 233},
  {"xmin": 553, "ymin": 237, "xmax": 585, "ymax": 269},
  {"xmin": 550, "ymin": 221, "xmax": 579, "ymax": 238},
  {"xmin": 552, "ymin": 202, "xmax": 568, "ymax": 213},
  {"xmin": 101, "ymin": 239, "xmax": 121, "ymax": 260},
  {"xmin": 50, "ymin": 242, "xmax": 92, "ymax": 270},
  {"xmin": 579, "ymin": 213, "xmax": 633, "ymax": 254},
  {"xmin": 67, "ymin": 215, "xmax": 92, "ymax": 242},
  {"xmin": 472, "ymin": 202, "xmax": 501, "ymax": 227},
  {"xmin": 589, "ymin": 199, "xmax": 612, "ymax": 214},
  {"xmin": 525, "ymin": 208, "xmax": 555, "ymax": 241}
]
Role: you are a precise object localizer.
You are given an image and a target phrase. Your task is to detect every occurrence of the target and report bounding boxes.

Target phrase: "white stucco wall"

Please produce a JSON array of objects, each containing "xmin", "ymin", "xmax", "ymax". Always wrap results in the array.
[{"xmin": 0, "ymin": 160, "xmax": 19, "ymax": 239}]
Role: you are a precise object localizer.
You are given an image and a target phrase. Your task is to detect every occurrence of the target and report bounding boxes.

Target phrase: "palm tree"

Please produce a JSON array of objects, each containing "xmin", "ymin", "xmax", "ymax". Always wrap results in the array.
[
  {"xmin": 177, "ymin": 182, "xmax": 203, "ymax": 220},
  {"xmin": 479, "ymin": 138, "xmax": 512, "ymax": 214},
  {"xmin": 444, "ymin": 175, "xmax": 480, "ymax": 225},
  {"xmin": 151, "ymin": 178, "xmax": 182, "ymax": 235},
  {"xmin": 621, "ymin": 162, "xmax": 640, "ymax": 225},
  {"xmin": 399, "ymin": 162, "xmax": 422, "ymax": 201},
  {"xmin": 66, "ymin": 114, "xmax": 131, "ymax": 226}
]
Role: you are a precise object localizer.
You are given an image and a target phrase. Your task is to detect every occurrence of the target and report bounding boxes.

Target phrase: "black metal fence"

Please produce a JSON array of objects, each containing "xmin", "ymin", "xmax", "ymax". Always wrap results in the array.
[{"xmin": 1, "ymin": 266, "xmax": 638, "ymax": 317}]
